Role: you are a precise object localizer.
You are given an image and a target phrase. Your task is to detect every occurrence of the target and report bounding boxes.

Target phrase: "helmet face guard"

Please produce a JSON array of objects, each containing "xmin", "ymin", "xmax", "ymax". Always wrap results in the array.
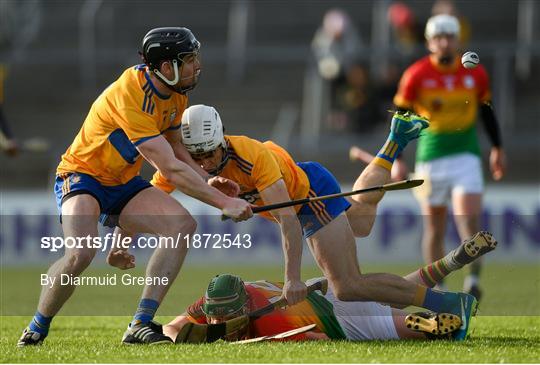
[
  {"xmin": 204, "ymin": 148, "xmax": 229, "ymax": 176},
  {"xmin": 180, "ymin": 105, "xmax": 229, "ymax": 174},
  {"xmin": 202, "ymin": 274, "xmax": 248, "ymax": 319},
  {"xmin": 141, "ymin": 27, "xmax": 201, "ymax": 94}
]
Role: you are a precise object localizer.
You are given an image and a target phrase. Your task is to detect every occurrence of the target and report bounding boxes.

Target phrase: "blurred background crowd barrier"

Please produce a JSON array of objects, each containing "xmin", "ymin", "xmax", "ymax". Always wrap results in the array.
[
  {"xmin": 0, "ymin": 0, "xmax": 538, "ymax": 265},
  {"xmin": 0, "ymin": 0, "xmax": 538, "ymax": 186}
]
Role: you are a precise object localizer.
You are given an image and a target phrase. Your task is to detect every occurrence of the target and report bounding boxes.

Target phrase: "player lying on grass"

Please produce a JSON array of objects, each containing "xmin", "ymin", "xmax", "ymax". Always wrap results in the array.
[
  {"xmin": 139, "ymin": 104, "xmax": 486, "ymax": 340},
  {"xmin": 18, "ymin": 28, "xmax": 252, "ymax": 347},
  {"xmin": 161, "ymin": 231, "xmax": 497, "ymax": 343}
]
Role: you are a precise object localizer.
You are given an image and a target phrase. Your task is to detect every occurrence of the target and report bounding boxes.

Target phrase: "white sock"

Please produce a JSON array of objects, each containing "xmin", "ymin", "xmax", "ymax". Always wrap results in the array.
[{"xmin": 463, "ymin": 275, "xmax": 479, "ymax": 290}]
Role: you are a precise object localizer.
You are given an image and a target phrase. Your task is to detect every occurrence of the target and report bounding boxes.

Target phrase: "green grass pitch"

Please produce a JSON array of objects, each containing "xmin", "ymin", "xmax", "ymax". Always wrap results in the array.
[{"xmin": 1, "ymin": 263, "xmax": 539, "ymax": 363}]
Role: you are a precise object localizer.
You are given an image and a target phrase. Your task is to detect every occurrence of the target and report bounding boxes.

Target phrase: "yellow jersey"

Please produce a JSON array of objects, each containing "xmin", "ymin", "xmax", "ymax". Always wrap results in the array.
[
  {"xmin": 152, "ymin": 135, "xmax": 310, "ymax": 219},
  {"xmin": 57, "ymin": 65, "xmax": 187, "ymax": 185}
]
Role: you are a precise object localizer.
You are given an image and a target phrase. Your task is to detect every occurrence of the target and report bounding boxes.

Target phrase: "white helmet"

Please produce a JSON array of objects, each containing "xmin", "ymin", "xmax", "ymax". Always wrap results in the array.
[
  {"xmin": 181, "ymin": 105, "xmax": 227, "ymax": 154},
  {"xmin": 425, "ymin": 14, "xmax": 460, "ymax": 39}
]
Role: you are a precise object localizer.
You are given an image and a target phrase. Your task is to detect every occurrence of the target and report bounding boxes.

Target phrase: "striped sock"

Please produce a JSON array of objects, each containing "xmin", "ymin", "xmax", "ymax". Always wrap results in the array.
[
  {"xmin": 131, "ymin": 298, "xmax": 159, "ymax": 326},
  {"xmin": 28, "ymin": 311, "xmax": 52, "ymax": 336},
  {"xmin": 373, "ymin": 135, "xmax": 405, "ymax": 171},
  {"xmin": 418, "ymin": 259, "xmax": 453, "ymax": 288},
  {"xmin": 417, "ymin": 245, "xmax": 467, "ymax": 287}
]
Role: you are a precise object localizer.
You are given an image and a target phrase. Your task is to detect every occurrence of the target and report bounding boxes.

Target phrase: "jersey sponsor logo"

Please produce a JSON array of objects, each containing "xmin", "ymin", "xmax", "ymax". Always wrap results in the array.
[
  {"xmin": 170, "ymin": 108, "xmax": 177, "ymax": 122},
  {"xmin": 463, "ymin": 75, "xmax": 475, "ymax": 89},
  {"xmin": 422, "ymin": 79, "xmax": 438, "ymax": 88},
  {"xmin": 443, "ymin": 76, "xmax": 455, "ymax": 90}
]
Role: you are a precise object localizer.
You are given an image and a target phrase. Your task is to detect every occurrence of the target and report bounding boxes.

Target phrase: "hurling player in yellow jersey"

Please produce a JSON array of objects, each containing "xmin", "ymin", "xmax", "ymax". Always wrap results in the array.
[
  {"xmin": 393, "ymin": 15, "xmax": 506, "ymax": 300},
  {"xmin": 18, "ymin": 28, "xmax": 252, "ymax": 347},
  {"xmin": 148, "ymin": 104, "xmax": 493, "ymax": 342}
]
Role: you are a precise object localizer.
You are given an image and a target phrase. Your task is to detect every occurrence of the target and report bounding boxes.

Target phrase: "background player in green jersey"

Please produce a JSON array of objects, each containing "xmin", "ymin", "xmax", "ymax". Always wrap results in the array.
[{"xmin": 393, "ymin": 14, "xmax": 506, "ymax": 300}]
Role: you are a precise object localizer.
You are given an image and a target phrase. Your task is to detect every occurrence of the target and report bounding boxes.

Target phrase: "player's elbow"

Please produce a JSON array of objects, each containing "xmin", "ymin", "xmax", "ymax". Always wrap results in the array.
[
  {"xmin": 159, "ymin": 166, "xmax": 175, "ymax": 182},
  {"xmin": 159, "ymin": 160, "xmax": 188, "ymax": 183}
]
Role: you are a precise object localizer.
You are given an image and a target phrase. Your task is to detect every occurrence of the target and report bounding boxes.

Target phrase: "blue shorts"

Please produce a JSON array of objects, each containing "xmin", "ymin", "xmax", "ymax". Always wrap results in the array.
[
  {"xmin": 54, "ymin": 172, "xmax": 152, "ymax": 227},
  {"xmin": 296, "ymin": 162, "xmax": 351, "ymax": 238}
]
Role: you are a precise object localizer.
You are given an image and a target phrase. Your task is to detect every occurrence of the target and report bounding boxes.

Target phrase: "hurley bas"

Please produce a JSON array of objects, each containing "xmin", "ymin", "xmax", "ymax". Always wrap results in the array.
[{"xmin": 40, "ymin": 273, "xmax": 169, "ymax": 288}]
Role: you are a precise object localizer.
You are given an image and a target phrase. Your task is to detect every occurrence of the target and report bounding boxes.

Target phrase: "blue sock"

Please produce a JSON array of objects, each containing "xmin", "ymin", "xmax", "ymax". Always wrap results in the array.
[
  {"xmin": 131, "ymin": 298, "xmax": 159, "ymax": 326},
  {"xmin": 422, "ymin": 288, "xmax": 461, "ymax": 315},
  {"xmin": 28, "ymin": 311, "xmax": 52, "ymax": 336}
]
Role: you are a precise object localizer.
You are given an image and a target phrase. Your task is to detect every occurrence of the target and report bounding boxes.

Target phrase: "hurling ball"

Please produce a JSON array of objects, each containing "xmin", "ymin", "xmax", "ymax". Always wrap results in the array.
[{"xmin": 461, "ymin": 51, "xmax": 479, "ymax": 69}]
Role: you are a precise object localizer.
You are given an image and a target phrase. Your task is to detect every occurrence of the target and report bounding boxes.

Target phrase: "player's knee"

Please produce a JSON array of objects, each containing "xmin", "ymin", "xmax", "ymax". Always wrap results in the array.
[
  {"xmin": 181, "ymin": 216, "xmax": 197, "ymax": 235},
  {"xmin": 64, "ymin": 250, "xmax": 95, "ymax": 273},
  {"xmin": 165, "ymin": 215, "xmax": 197, "ymax": 237}
]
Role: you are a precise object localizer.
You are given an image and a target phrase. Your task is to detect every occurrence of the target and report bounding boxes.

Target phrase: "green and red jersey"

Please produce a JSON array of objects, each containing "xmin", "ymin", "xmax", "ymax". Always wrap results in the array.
[
  {"xmin": 394, "ymin": 55, "xmax": 491, "ymax": 162},
  {"xmin": 186, "ymin": 280, "xmax": 346, "ymax": 340}
]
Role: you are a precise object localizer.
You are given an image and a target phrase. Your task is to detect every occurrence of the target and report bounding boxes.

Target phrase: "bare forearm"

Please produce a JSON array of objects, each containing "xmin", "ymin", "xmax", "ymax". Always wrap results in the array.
[
  {"xmin": 278, "ymin": 215, "xmax": 303, "ymax": 281},
  {"xmin": 171, "ymin": 141, "xmax": 209, "ymax": 178},
  {"xmin": 162, "ymin": 160, "xmax": 227, "ymax": 208}
]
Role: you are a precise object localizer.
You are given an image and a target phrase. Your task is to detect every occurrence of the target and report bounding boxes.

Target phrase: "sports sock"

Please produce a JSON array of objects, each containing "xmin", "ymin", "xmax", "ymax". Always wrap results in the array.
[
  {"xmin": 28, "ymin": 311, "xmax": 53, "ymax": 336},
  {"xmin": 373, "ymin": 134, "xmax": 406, "ymax": 171},
  {"xmin": 131, "ymin": 298, "xmax": 159, "ymax": 326},
  {"xmin": 463, "ymin": 275, "xmax": 479, "ymax": 290},
  {"xmin": 416, "ymin": 241, "xmax": 477, "ymax": 288},
  {"xmin": 468, "ymin": 259, "xmax": 482, "ymax": 276},
  {"xmin": 413, "ymin": 286, "xmax": 462, "ymax": 314}
]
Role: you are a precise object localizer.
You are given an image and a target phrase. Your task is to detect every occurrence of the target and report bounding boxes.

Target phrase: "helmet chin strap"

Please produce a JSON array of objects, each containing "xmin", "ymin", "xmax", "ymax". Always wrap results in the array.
[
  {"xmin": 207, "ymin": 147, "xmax": 229, "ymax": 176},
  {"xmin": 153, "ymin": 59, "xmax": 180, "ymax": 85},
  {"xmin": 153, "ymin": 59, "xmax": 199, "ymax": 94}
]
